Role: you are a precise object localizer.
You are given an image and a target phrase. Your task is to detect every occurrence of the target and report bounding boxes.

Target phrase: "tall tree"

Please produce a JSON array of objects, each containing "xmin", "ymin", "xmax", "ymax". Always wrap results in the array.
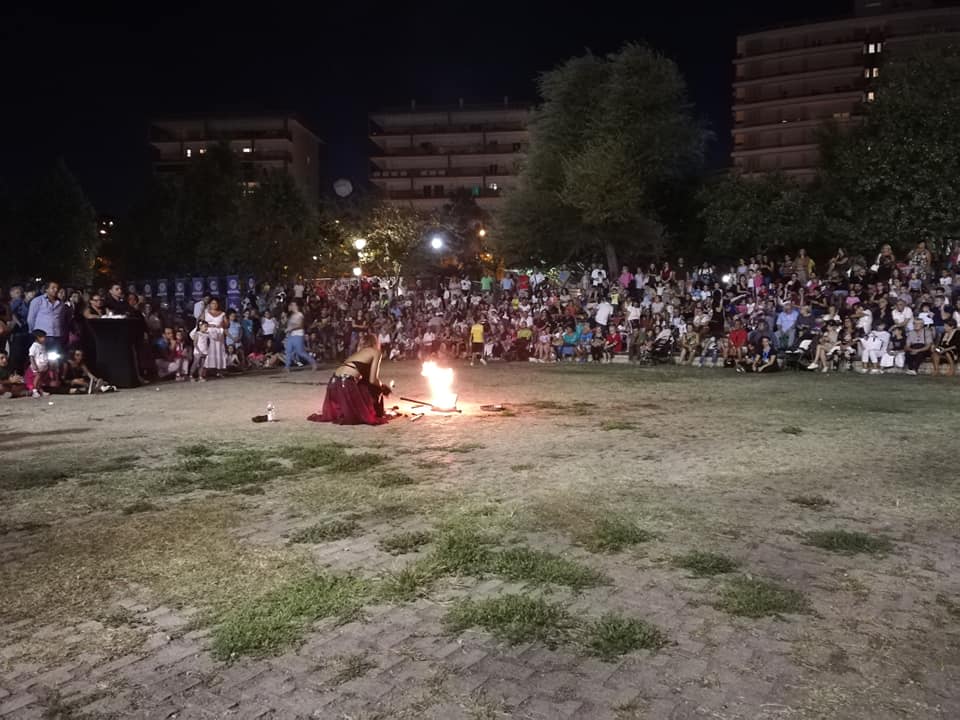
[
  {"xmin": 500, "ymin": 44, "xmax": 707, "ymax": 273},
  {"xmin": 13, "ymin": 161, "xmax": 98, "ymax": 284},
  {"xmin": 242, "ymin": 171, "xmax": 318, "ymax": 279},
  {"xmin": 816, "ymin": 44, "xmax": 960, "ymax": 255}
]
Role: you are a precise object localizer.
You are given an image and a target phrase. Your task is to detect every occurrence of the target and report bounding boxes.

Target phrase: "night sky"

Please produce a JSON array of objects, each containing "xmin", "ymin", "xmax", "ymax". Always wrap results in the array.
[{"xmin": 1, "ymin": 0, "xmax": 848, "ymax": 215}]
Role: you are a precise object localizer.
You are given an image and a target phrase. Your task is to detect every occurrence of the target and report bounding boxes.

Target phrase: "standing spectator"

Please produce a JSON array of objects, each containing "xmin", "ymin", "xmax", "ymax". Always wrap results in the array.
[
  {"xmin": 193, "ymin": 293, "xmax": 210, "ymax": 322},
  {"xmin": 203, "ymin": 298, "xmax": 228, "ymax": 375},
  {"xmin": 26, "ymin": 329, "xmax": 57, "ymax": 397},
  {"xmin": 105, "ymin": 283, "xmax": 129, "ymax": 315},
  {"xmin": 261, "ymin": 310, "xmax": 277, "ymax": 352},
  {"xmin": 775, "ymin": 300, "xmax": 799, "ymax": 350},
  {"xmin": 284, "ymin": 300, "xmax": 317, "ymax": 372},
  {"xmin": 905, "ymin": 318, "xmax": 934, "ymax": 376},
  {"xmin": 469, "ymin": 318, "xmax": 486, "ymax": 366},
  {"xmin": 27, "ymin": 281, "xmax": 68, "ymax": 357},
  {"xmin": 594, "ymin": 297, "xmax": 614, "ymax": 337}
]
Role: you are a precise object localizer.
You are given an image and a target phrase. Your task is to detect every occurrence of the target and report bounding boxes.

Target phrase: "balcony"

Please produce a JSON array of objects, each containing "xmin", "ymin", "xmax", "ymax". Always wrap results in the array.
[
  {"xmin": 732, "ymin": 142, "xmax": 819, "ymax": 158},
  {"xmin": 370, "ymin": 165, "xmax": 518, "ymax": 179},
  {"xmin": 734, "ymin": 63, "xmax": 862, "ymax": 87},
  {"xmin": 734, "ymin": 114, "xmax": 863, "ymax": 132},
  {"xmin": 370, "ymin": 121, "xmax": 528, "ymax": 136},
  {"xmin": 371, "ymin": 143, "xmax": 527, "ymax": 158},
  {"xmin": 733, "ymin": 88, "xmax": 863, "ymax": 111},
  {"xmin": 734, "ymin": 39, "xmax": 864, "ymax": 64},
  {"xmin": 150, "ymin": 127, "xmax": 294, "ymax": 143},
  {"xmin": 154, "ymin": 150, "xmax": 293, "ymax": 164},
  {"xmin": 385, "ymin": 187, "xmax": 503, "ymax": 200}
]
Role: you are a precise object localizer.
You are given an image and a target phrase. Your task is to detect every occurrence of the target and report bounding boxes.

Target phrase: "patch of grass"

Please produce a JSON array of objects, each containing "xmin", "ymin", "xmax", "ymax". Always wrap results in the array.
[
  {"xmin": 600, "ymin": 421, "xmax": 639, "ymax": 431},
  {"xmin": 121, "ymin": 500, "xmax": 159, "ymax": 515},
  {"xmin": 491, "ymin": 547, "xmax": 608, "ymax": 589},
  {"xmin": 331, "ymin": 653, "xmax": 377, "ymax": 685},
  {"xmin": 936, "ymin": 593, "xmax": 960, "ymax": 618},
  {"xmin": 509, "ymin": 464, "xmax": 533, "ymax": 472},
  {"xmin": 444, "ymin": 594, "xmax": 576, "ymax": 647},
  {"xmin": 580, "ymin": 517, "xmax": 654, "ymax": 553},
  {"xmin": 288, "ymin": 519, "xmax": 360, "ymax": 544},
  {"xmin": 715, "ymin": 576, "xmax": 810, "ymax": 618},
  {"xmin": 235, "ymin": 484, "xmax": 266, "ymax": 496},
  {"xmin": 177, "ymin": 444, "xmax": 212, "ymax": 458},
  {"xmin": 789, "ymin": 495, "xmax": 833, "ymax": 510},
  {"xmin": 378, "ymin": 560, "xmax": 437, "ymax": 602},
  {"xmin": 373, "ymin": 471, "xmax": 417, "ymax": 488},
  {"xmin": 168, "ymin": 450, "xmax": 282, "ymax": 492},
  {"xmin": 781, "ymin": 425, "xmax": 803, "ymax": 435},
  {"xmin": 582, "ymin": 613, "xmax": 667, "ymax": 660},
  {"xmin": 804, "ymin": 530, "xmax": 894, "ymax": 555},
  {"xmin": 211, "ymin": 573, "xmax": 371, "ymax": 659},
  {"xmin": 4, "ymin": 466, "xmax": 70, "ymax": 491},
  {"xmin": 429, "ymin": 527, "xmax": 496, "ymax": 575},
  {"xmin": 424, "ymin": 443, "xmax": 485, "ymax": 454},
  {"xmin": 378, "ymin": 530, "xmax": 433, "ymax": 555},
  {"xmin": 673, "ymin": 551, "xmax": 739, "ymax": 577},
  {"xmin": 329, "ymin": 452, "xmax": 386, "ymax": 473},
  {"xmin": 284, "ymin": 442, "xmax": 384, "ymax": 474}
]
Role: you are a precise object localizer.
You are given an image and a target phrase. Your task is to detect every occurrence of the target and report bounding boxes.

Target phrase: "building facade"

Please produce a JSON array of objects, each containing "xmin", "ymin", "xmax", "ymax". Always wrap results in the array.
[
  {"xmin": 149, "ymin": 115, "xmax": 321, "ymax": 204},
  {"xmin": 732, "ymin": 1, "xmax": 960, "ymax": 179},
  {"xmin": 368, "ymin": 101, "xmax": 530, "ymax": 211}
]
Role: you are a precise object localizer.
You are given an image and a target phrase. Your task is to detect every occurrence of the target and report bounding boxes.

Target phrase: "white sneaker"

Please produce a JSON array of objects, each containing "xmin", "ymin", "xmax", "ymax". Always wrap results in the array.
[
  {"xmin": 857, "ymin": 368, "xmax": 868, "ymax": 374},
  {"xmin": 821, "ymin": 366, "xmax": 829, "ymax": 373},
  {"xmin": 32, "ymin": 389, "xmax": 41, "ymax": 398},
  {"xmin": 905, "ymin": 369, "xmax": 917, "ymax": 376},
  {"xmin": 480, "ymin": 358, "xmax": 487, "ymax": 366},
  {"xmin": 807, "ymin": 362, "xmax": 819, "ymax": 370},
  {"xmin": 870, "ymin": 369, "xmax": 881, "ymax": 375},
  {"xmin": 470, "ymin": 361, "xmax": 474, "ymax": 367}
]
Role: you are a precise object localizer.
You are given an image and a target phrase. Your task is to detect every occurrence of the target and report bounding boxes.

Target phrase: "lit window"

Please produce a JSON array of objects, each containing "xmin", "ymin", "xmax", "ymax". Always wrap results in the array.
[
  {"xmin": 242, "ymin": 147, "xmax": 252, "ymax": 153},
  {"xmin": 872, "ymin": 67, "xmax": 880, "ymax": 78},
  {"xmin": 488, "ymin": 182, "xmax": 499, "ymax": 191},
  {"xmin": 186, "ymin": 148, "xmax": 192, "ymax": 158},
  {"xmin": 866, "ymin": 91, "xmax": 876, "ymax": 102},
  {"xmin": 864, "ymin": 68, "xmax": 871, "ymax": 79},
  {"xmin": 199, "ymin": 148, "xmax": 206, "ymax": 155},
  {"xmin": 735, "ymin": 134, "xmax": 745, "ymax": 146}
]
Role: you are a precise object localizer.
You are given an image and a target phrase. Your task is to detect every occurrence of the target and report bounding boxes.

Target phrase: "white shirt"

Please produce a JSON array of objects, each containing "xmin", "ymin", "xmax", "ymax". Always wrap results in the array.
[
  {"xmin": 892, "ymin": 306, "xmax": 914, "ymax": 326},
  {"xmin": 293, "ymin": 283, "xmax": 305, "ymax": 299},
  {"xmin": 591, "ymin": 268, "xmax": 607, "ymax": 286},
  {"xmin": 460, "ymin": 279, "xmax": 471, "ymax": 292},
  {"xmin": 193, "ymin": 300, "xmax": 206, "ymax": 320},
  {"xmin": 627, "ymin": 305, "xmax": 641, "ymax": 321},
  {"xmin": 595, "ymin": 302, "xmax": 614, "ymax": 326},
  {"xmin": 856, "ymin": 313, "xmax": 873, "ymax": 334},
  {"xmin": 261, "ymin": 317, "xmax": 276, "ymax": 335},
  {"xmin": 29, "ymin": 342, "xmax": 49, "ymax": 372}
]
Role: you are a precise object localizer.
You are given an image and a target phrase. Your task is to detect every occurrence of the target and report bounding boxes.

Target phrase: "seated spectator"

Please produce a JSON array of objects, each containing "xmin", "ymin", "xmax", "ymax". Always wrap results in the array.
[
  {"xmin": 882, "ymin": 326, "xmax": 907, "ymax": 372},
  {"xmin": 60, "ymin": 348, "xmax": 111, "ymax": 394},
  {"xmin": 752, "ymin": 336, "xmax": 779, "ymax": 373},
  {"xmin": 0, "ymin": 351, "xmax": 27, "ymax": 398},
  {"xmin": 809, "ymin": 322, "xmax": 840, "ymax": 373},
  {"xmin": 905, "ymin": 318, "xmax": 934, "ymax": 376},
  {"xmin": 859, "ymin": 322, "xmax": 890, "ymax": 375},
  {"xmin": 932, "ymin": 318, "xmax": 960, "ymax": 377}
]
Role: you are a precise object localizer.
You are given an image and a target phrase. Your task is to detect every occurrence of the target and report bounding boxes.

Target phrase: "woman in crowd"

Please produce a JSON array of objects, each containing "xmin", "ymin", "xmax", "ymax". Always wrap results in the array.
[
  {"xmin": 203, "ymin": 298, "xmax": 228, "ymax": 376},
  {"xmin": 60, "ymin": 348, "xmax": 109, "ymax": 393},
  {"xmin": 931, "ymin": 318, "xmax": 960, "ymax": 376},
  {"xmin": 752, "ymin": 336, "xmax": 779, "ymax": 373},
  {"xmin": 309, "ymin": 333, "xmax": 391, "ymax": 425}
]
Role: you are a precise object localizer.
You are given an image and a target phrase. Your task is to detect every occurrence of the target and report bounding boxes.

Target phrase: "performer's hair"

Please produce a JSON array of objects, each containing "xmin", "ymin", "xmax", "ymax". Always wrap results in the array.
[{"xmin": 360, "ymin": 333, "xmax": 381, "ymax": 351}]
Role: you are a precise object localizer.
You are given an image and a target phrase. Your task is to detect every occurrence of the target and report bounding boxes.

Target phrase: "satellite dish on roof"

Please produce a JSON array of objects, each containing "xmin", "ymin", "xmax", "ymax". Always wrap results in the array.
[{"xmin": 333, "ymin": 178, "xmax": 353, "ymax": 198}]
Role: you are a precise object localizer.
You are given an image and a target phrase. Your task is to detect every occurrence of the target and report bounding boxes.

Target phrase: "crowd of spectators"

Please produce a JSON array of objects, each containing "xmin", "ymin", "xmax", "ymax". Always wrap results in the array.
[{"xmin": 3, "ymin": 240, "xmax": 960, "ymax": 399}]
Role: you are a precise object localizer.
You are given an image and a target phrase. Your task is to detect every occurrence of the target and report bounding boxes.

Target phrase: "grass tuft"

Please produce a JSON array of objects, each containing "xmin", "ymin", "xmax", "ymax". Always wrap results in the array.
[
  {"xmin": 583, "ymin": 613, "xmax": 667, "ymax": 660},
  {"xmin": 211, "ymin": 573, "xmax": 371, "ymax": 659},
  {"xmin": 781, "ymin": 426, "xmax": 803, "ymax": 435},
  {"xmin": 373, "ymin": 471, "xmax": 418, "ymax": 488},
  {"xmin": 169, "ymin": 450, "xmax": 281, "ymax": 492},
  {"xmin": 378, "ymin": 560, "xmax": 436, "ymax": 602},
  {"xmin": 789, "ymin": 495, "xmax": 833, "ymax": 510},
  {"xmin": 715, "ymin": 576, "xmax": 810, "ymax": 618},
  {"xmin": 288, "ymin": 519, "xmax": 360, "ymax": 544},
  {"xmin": 580, "ymin": 517, "xmax": 653, "ymax": 553},
  {"xmin": 804, "ymin": 529, "xmax": 894, "ymax": 555},
  {"xmin": 600, "ymin": 421, "xmax": 639, "ymax": 431},
  {"xmin": 424, "ymin": 443, "xmax": 485, "ymax": 454},
  {"xmin": 673, "ymin": 551, "xmax": 739, "ymax": 577},
  {"xmin": 331, "ymin": 653, "xmax": 377, "ymax": 685},
  {"xmin": 509, "ymin": 464, "xmax": 533, "ymax": 472},
  {"xmin": 378, "ymin": 530, "xmax": 433, "ymax": 555},
  {"xmin": 285, "ymin": 443, "xmax": 384, "ymax": 473},
  {"xmin": 121, "ymin": 500, "xmax": 160, "ymax": 515},
  {"xmin": 235, "ymin": 484, "xmax": 266, "ymax": 496},
  {"xmin": 444, "ymin": 594, "xmax": 576, "ymax": 647},
  {"xmin": 491, "ymin": 547, "xmax": 608, "ymax": 589},
  {"xmin": 177, "ymin": 444, "xmax": 212, "ymax": 458}
]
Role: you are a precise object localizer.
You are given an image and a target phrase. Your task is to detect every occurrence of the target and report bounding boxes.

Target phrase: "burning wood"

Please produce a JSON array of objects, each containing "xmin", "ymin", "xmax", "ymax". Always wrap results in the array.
[{"xmin": 399, "ymin": 361, "xmax": 459, "ymax": 413}]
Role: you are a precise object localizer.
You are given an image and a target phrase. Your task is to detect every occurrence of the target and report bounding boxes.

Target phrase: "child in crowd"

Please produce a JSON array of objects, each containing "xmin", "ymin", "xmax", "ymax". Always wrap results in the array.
[
  {"xmin": 26, "ymin": 329, "xmax": 58, "ymax": 397},
  {"xmin": 190, "ymin": 320, "xmax": 210, "ymax": 382}
]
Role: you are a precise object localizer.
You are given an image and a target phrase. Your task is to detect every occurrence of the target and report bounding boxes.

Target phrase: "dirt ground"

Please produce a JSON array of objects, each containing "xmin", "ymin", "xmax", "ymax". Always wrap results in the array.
[{"xmin": 1, "ymin": 362, "xmax": 959, "ymax": 719}]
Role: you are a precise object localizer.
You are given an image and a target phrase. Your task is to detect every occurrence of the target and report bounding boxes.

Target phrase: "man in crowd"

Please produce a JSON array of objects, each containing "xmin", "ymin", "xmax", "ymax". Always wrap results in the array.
[
  {"xmin": 26, "ymin": 281, "xmax": 67, "ymax": 360},
  {"xmin": 775, "ymin": 300, "xmax": 800, "ymax": 350},
  {"xmin": 105, "ymin": 283, "xmax": 130, "ymax": 315},
  {"xmin": 595, "ymin": 296, "xmax": 614, "ymax": 338},
  {"xmin": 284, "ymin": 300, "xmax": 317, "ymax": 372}
]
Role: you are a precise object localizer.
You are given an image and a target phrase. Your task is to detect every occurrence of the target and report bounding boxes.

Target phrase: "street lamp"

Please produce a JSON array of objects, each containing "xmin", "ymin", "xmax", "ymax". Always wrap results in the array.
[
  {"xmin": 353, "ymin": 238, "xmax": 368, "ymax": 251},
  {"xmin": 312, "ymin": 255, "xmax": 318, "ymax": 261},
  {"xmin": 352, "ymin": 266, "xmax": 362, "ymax": 277},
  {"xmin": 478, "ymin": 228, "xmax": 487, "ymax": 238},
  {"xmin": 430, "ymin": 236, "xmax": 444, "ymax": 250}
]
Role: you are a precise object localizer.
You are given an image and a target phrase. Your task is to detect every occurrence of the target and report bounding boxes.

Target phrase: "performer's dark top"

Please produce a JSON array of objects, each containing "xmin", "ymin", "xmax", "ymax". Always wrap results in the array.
[{"xmin": 345, "ymin": 360, "xmax": 372, "ymax": 383}]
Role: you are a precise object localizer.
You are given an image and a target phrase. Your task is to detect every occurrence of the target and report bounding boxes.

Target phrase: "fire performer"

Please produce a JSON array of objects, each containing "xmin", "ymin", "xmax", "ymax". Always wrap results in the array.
[{"xmin": 308, "ymin": 334, "xmax": 391, "ymax": 425}]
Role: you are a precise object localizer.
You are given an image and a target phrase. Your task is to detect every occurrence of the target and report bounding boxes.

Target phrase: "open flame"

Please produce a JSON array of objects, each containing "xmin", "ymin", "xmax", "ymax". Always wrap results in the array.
[{"xmin": 421, "ymin": 361, "xmax": 457, "ymax": 411}]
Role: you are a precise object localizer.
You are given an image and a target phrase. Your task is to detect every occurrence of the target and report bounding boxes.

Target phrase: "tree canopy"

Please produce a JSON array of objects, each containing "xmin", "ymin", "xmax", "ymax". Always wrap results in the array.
[{"xmin": 499, "ymin": 43, "xmax": 708, "ymax": 273}]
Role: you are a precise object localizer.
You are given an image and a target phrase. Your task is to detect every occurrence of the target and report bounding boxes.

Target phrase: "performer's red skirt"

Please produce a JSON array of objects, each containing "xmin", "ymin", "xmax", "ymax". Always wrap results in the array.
[{"xmin": 308, "ymin": 376, "xmax": 387, "ymax": 426}]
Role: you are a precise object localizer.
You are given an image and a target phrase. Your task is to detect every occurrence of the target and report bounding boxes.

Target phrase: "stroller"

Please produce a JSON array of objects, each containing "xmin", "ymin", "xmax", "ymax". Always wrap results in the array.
[{"xmin": 649, "ymin": 328, "xmax": 677, "ymax": 364}]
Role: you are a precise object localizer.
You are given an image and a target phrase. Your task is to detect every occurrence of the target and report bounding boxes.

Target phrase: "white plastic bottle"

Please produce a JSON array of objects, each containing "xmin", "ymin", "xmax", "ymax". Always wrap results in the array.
[{"xmin": 266, "ymin": 403, "xmax": 275, "ymax": 422}]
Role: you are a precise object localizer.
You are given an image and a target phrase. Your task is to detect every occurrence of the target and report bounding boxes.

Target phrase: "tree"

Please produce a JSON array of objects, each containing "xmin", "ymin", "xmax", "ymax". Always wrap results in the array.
[
  {"xmin": 347, "ymin": 200, "xmax": 438, "ymax": 285},
  {"xmin": 111, "ymin": 174, "xmax": 183, "ymax": 277},
  {"xmin": 816, "ymin": 44, "xmax": 960, "ymax": 255},
  {"xmin": 12, "ymin": 160, "xmax": 98, "ymax": 285},
  {"xmin": 242, "ymin": 171, "xmax": 318, "ymax": 279},
  {"xmin": 500, "ymin": 44, "xmax": 708, "ymax": 273},
  {"xmin": 699, "ymin": 173, "xmax": 820, "ymax": 258}
]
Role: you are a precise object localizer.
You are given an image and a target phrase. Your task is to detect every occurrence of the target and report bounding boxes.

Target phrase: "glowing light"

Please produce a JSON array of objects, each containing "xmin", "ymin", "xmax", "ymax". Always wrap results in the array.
[
  {"xmin": 312, "ymin": 255, "xmax": 318, "ymax": 261},
  {"xmin": 478, "ymin": 228, "xmax": 487, "ymax": 238},
  {"xmin": 242, "ymin": 147, "xmax": 252, "ymax": 153},
  {"xmin": 47, "ymin": 351, "xmax": 61, "ymax": 362},
  {"xmin": 722, "ymin": 274, "xmax": 732, "ymax": 284},
  {"xmin": 352, "ymin": 266, "xmax": 362, "ymax": 277},
  {"xmin": 99, "ymin": 229, "xmax": 108, "ymax": 235},
  {"xmin": 430, "ymin": 236, "xmax": 444, "ymax": 250},
  {"xmin": 353, "ymin": 238, "xmax": 368, "ymax": 251},
  {"xmin": 421, "ymin": 361, "xmax": 457, "ymax": 411}
]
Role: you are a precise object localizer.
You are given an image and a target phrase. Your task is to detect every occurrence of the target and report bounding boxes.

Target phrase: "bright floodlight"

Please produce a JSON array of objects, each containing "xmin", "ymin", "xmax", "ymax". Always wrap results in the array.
[
  {"xmin": 430, "ymin": 236, "xmax": 444, "ymax": 250},
  {"xmin": 721, "ymin": 274, "xmax": 732, "ymax": 284},
  {"xmin": 353, "ymin": 238, "xmax": 368, "ymax": 251},
  {"xmin": 352, "ymin": 266, "xmax": 362, "ymax": 277},
  {"xmin": 478, "ymin": 228, "xmax": 487, "ymax": 238}
]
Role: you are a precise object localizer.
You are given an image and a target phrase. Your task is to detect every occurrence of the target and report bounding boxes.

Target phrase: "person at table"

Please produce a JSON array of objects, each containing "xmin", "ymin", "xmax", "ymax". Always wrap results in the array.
[
  {"xmin": 104, "ymin": 283, "xmax": 129, "ymax": 315},
  {"xmin": 203, "ymin": 298, "xmax": 228, "ymax": 376},
  {"xmin": 308, "ymin": 333, "xmax": 391, "ymax": 425},
  {"xmin": 26, "ymin": 281, "xmax": 68, "ymax": 357}
]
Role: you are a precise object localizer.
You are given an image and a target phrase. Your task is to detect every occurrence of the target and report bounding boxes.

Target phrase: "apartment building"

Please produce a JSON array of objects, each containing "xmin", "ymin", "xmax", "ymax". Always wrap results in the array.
[
  {"xmin": 368, "ymin": 100, "xmax": 530, "ymax": 211},
  {"xmin": 732, "ymin": 0, "xmax": 960, "ymax": 179},
  {"xmin": 149, "ymin": 114, "xmax": 321, "ymax": 203}
]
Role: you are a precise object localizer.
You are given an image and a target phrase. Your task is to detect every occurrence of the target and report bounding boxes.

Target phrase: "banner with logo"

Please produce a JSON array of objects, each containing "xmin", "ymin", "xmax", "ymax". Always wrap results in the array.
[
  {"xmin": 226, "ymin": 275, "xmax": 241, "ymax": 309},
  {"xmin": 156, "ymin": 279, "xmax": 169, "ymax": 299},
  {"xmin": 174, "ymin": 278, "xmax": 186, "ymax": 301},
  {"xmin": 142, "ymin": 280, "xmax": 153, "ymax": 298},
  {"xmin": 207, "ymin": 276, "xmax": 221, "ymax": 297},
  {"xmin": 191, "ymin": 277, "xmax": 205, "ymax": 300},
  {"xmin": 126, "ymin": 281, "xmax": 137, "ymax": 296},
  {"xmin": 246, "ymin": 275, "xmax": 257, "ymax": 295}
]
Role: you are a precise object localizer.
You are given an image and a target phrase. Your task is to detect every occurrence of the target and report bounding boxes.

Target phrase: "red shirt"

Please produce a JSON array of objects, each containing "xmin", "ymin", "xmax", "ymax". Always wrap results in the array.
[
  {"xmin": 517, "ymin": 275, "xmax": 530, "ymax": 291},
  {"xmin": 729, "ymin": 328, "xmax": 748, "ymax": 347}
]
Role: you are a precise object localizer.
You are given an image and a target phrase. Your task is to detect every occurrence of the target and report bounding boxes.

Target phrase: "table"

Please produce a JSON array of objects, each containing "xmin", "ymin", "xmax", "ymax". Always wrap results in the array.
[{"xmin": 87, "ymin": 317, "xmax": 144, "ymax": 388}]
